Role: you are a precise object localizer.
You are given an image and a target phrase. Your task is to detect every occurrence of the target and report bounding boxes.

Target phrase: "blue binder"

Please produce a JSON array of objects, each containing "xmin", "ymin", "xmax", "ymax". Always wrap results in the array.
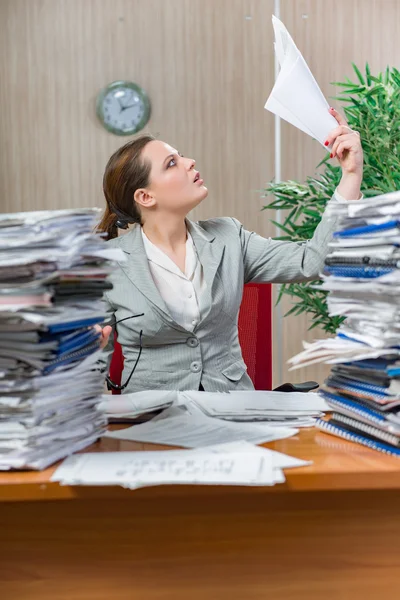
[
  {"xmin": 43, "ymin": 340, "xmax": 100, "ymax": 374},
  {"xmin": 320, "ymin": 390, "xmax": 387, "ymax": 424},
  {"xmin": 317, "ymin": 419, "xmax": 400, "ymax": 457},
  {"xmin": 326, "ymin": 375, "xmax": 391, "ymax": 398},
  {"xmin": 324, "ymin": 265, "xmax": 394, "ymax": 278},
  {"xmin": 47, "ymin": 317, "xmax": 103, "ymax": 334},
  {"xmin": 333, "ymin": 220, "xmax": 400, "ymax": 238}
]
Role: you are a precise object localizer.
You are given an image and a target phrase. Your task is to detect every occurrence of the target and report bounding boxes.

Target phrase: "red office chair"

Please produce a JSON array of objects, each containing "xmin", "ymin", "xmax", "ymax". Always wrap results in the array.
[
  {"xmin": 108, "ymin": 283, "xmax": 317, "ymax": 393},
  {"xmin": 108, "ymin": 334, "xmax": 124, "ymax": 395},
  {"xmin": 238, "ymin": 284, "xmax": 317, "ymax": 393},
  {"xmin": 237, "ymin": 283, "xmax": 273, "ymax": 390}
]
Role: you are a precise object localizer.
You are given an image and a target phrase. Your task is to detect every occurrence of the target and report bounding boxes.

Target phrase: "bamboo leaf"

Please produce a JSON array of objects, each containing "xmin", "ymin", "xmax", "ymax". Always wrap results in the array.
[
  {"xmin": 352, "ymin": 62, "xmax": 366, "ymax": 84},
  {"xmin": 302, "ymin": 208, "xmax": 322, "ymax": 218},
  {"xmin": 269, "ymin": 220, "xmax": 295, "ymax": 236},
  {"xmin": 365, "ymin": 62, "xmax": 371, "ymax": 86},
  {"xmin": 283, "ymin": 304, "xmax": 300, "ymax": 317}
]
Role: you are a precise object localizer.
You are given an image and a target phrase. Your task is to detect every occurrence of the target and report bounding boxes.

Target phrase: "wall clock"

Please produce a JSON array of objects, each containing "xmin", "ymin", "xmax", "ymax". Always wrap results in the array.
[{"xmin": 96, "ymin": 80, "xmax": 151, "ymax": 136}]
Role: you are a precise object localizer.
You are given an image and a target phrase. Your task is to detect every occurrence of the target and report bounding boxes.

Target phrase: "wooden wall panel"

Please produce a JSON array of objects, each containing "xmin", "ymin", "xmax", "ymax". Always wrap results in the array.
[
  {"xmin": 1, "ymin": 1, "xmax": 400, "ymax": 386},
  {"xmin": 0, "ymin": 0, "xmax": 275, "ymax": 234}
]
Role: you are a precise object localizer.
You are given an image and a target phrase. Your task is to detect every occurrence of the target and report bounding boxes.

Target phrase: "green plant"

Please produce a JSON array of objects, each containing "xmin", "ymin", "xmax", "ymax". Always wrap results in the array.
[{"xmin": 262, "ymin": 63, "xmax": 400, "ymax": 334}]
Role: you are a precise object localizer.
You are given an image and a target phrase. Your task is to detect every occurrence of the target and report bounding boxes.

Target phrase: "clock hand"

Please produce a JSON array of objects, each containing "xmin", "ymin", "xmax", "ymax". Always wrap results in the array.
[
  {"xmin": 118, "ymin": 90, "xmax": 135, "ymax": 112},
  {"xmin": 120, "ymin": 103, "xmax": 138, "ymax": 112}
]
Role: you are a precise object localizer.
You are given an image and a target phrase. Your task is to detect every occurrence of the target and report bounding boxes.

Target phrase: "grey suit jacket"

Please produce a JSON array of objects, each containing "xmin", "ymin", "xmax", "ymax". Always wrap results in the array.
[{"xmin": 98, "ymin": 206, "xmax": 339, "ymax": 392}]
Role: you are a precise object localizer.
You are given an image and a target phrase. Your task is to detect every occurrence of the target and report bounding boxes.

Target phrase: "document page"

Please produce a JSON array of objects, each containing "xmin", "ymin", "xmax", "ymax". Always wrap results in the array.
[
  {"xmin": 265, "ymin": 15, "xmax": 337, "ymax": 148},
  {"xmin": 52, "ymin": 449, "xmax": 277, "ymax": 488},
  {"xmin": 104, "ymin": 411, "xmax": 297, "ymax": 447}
]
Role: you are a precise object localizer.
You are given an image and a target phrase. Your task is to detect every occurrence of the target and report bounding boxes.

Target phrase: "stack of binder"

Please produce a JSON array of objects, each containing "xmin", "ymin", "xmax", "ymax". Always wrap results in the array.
[
  {"xmin": 290, "ymin": 191, "xmax": 400, "ymax": 456},
  {"xmin": 0, "ymin": 209, "xmax": 123, "ymax": 470}
]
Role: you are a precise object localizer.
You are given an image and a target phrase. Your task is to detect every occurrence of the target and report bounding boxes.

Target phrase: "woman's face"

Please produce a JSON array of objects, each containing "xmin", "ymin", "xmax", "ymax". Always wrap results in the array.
[{"xmin": 140, "ymin": 140, "xmax": 208, "ymax": 216}]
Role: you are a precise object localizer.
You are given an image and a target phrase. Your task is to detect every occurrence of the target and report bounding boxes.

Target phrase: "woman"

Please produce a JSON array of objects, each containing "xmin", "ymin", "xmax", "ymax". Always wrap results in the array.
[{"xmin": 96, "ymin": 107, "xmax": 363, "ymax": 392}]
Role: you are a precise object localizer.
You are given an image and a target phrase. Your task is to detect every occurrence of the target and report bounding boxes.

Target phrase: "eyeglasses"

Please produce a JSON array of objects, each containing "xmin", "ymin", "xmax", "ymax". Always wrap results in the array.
[{"xmin": 106, "ymin": 313, "xmax": 144, "ymax": 392}]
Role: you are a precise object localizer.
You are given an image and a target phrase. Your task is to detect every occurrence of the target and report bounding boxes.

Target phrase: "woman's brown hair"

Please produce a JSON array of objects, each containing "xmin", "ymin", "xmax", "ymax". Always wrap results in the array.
[{"xmin": 96, "ymin": 134, "xmax": 155, "ymax": 240}]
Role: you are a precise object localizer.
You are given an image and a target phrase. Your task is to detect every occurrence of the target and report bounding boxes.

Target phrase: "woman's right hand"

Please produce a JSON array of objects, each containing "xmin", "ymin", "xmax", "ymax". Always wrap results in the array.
[{"xmin": 94, "ymin": 324, "xmax": 112, "ymax": 350}]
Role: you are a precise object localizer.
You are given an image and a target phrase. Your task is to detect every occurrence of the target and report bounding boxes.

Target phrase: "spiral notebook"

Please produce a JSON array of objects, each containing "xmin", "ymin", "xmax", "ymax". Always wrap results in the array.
[
  {"xmin": 326, "ymin": 375, "xmax": 390, "ymax": 398},
  {"xmin": 325, "ymin": 256, "xmax": 400, "ymax": 267},
  {"xmin": 321, "ymin": 392, "xmax": 387, "ymax": 425},
  {"xmin": 331, "ymin": 413, "xmax": 400, "ymax": 447},
  {"xmin": 319, "ymin": 389, "xmax": 400, "ymax": 428},
  {"xmin": 317, "ymin": 418, "xmax": 400, "ymax": 457},
  {"xmin": 321, "ymin": 386, "xmax": 400, "ymax": 413},
  {"xmin": 333, "ymin": 219, "xmax": 400, "ymax": 238},
  {"xmin": 331, "ymin": 364, "xmax": 390, "ymax": 388}
]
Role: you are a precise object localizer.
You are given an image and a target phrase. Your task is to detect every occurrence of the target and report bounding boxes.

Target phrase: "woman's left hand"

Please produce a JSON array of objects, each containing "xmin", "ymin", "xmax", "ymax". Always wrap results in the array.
[{"xmin": 325, "ymin": 107, "xmax": 363, "ymax": 178}]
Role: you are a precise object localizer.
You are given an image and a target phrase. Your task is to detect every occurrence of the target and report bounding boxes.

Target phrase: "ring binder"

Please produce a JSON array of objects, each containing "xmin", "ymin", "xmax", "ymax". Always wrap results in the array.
[
  {"xmin": 331, "ymin": 413, "xmax": 400, "ymax": 447},
  {"xmin": 317, "ymin": 419, "xmax": 400, "ymax": 457}
]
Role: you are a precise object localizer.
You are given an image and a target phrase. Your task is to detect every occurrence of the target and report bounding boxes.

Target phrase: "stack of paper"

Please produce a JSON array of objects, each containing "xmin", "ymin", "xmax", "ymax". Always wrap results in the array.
[
  {"xmin": 265, "ymin": 16, "xmax": 337, "ymax": 148},
  {"xmin": 180, "ymin": 390, "xmax": 329, "ymax": 428},
  {"xmin": 0, "ymin": 209, "xmax": 124, "ymax": 470},
  {"xmin": 289, "ymin": 191, "xmax": 400, "ymax": 455},
  {"xmin": 99, "ymin": 389, "xmax": 329, "ymax": 428},
  {"xmin": 52, "ymin": 441, "xmax": 311, "ymax": 488}
]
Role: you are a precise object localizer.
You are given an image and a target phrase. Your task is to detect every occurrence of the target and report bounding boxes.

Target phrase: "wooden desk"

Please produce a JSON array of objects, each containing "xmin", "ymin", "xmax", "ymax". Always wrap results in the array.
[{"xmin": 1, "ymin": 428, "xmax": 400, "ymax": 600}]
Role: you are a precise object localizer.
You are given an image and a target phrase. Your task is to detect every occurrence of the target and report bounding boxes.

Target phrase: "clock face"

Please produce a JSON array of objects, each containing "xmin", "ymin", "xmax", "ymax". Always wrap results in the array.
[{"xmin": 96, "ymin": 81, "xmax": 151, "ymax": 136}]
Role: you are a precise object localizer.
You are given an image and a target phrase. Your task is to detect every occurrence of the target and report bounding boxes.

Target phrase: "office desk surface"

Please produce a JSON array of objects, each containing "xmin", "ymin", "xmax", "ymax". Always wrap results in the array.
[
  {"xmin": 1, "ymin": 426, "xmax": 400, "ymax": 502},
  {"xmin": 2, "ymin": 427, "xmax": 400, "ymax": 600}
]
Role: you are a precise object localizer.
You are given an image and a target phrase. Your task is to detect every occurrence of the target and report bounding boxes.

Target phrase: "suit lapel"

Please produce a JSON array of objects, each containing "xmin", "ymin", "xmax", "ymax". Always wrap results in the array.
[
  {"xmin": 187, "ymin": 220, "xmax": 225, "ymax": 323},
  {"xmin": 117, "ymin": 226, "xmax": 174, "ymax": 321}
]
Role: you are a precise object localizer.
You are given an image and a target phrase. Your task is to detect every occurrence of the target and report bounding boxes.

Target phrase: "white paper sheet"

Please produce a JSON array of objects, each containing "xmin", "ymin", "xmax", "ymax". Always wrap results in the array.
[
  {"xmin": 104, "ymin": 411, "xmax": 297, "ymax": 447},
  {"xmin": 193, "ymin": 441, "xmax": 311, "ymax": 470},
  {"xmin": 265, "ymin": 16, "xmax": 337, "ymax": 148},
  {"xmin": 97, "ymin": 390, "xmax": 176, "ymax": 419}
]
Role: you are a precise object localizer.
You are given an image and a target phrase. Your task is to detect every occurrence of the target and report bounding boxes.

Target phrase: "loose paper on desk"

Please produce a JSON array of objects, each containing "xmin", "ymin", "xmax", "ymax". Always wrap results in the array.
[
  {"xmin": 180, "ymin": 390, "xmax": 330, "ymax": 427},
  {"xmin": 265, "ymin": 16, "xmax": 337, "ymax": 148},
  {"xmin": 104, "ymin": 410, "xmax": 297, "ymax": 447},
  {"xmin": 52, "ymin": 448, "xmax": 279, "ymax": 488},
  {"xmin": 193, "ymin": 441, "xmax": 311, "ymax": 470},
  {"xmin": 52, "ymin": 441, "xmax": 311, "ymax": 488},
  {"xmin": 98, "ymin": 390, "xmax": 175, "ymax": 421},
  {"xmin": 100, "ymin": 390, "xmax": 330, "ymax": 428}
]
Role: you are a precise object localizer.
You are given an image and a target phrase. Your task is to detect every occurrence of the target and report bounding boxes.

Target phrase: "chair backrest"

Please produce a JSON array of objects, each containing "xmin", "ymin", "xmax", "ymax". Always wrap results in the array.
[
  {"xmin": 237, "ymin": 283, "xmax": 272, "ymax": 390},
  {"xmin": 108, "ymin": 332, "xmax": 124, "ymax": 394},
  {"xmin": 108, "ymin": 282, "xmax": 272, "ymax": 393}
]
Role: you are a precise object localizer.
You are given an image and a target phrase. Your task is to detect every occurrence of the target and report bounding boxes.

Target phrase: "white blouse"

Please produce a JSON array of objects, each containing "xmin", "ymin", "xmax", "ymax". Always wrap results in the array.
[{"xmin": 141, "ymin": 229, "xmax": 207, "ymax": 331}]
